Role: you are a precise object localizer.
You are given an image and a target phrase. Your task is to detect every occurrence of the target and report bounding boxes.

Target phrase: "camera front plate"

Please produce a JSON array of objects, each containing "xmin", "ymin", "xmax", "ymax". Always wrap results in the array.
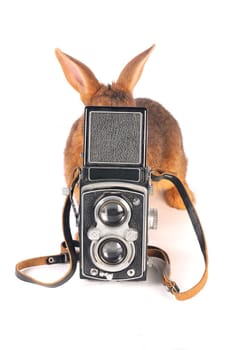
[{"xmin": 79, "ymin": 182, "xmax": 148, "ymax": 281}]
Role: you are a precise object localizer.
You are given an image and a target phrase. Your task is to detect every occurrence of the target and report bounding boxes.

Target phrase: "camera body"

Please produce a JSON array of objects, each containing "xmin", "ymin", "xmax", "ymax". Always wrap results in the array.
[{"xmin": 79, "ymin": 106, "xmax": 151, "ymax": 281}]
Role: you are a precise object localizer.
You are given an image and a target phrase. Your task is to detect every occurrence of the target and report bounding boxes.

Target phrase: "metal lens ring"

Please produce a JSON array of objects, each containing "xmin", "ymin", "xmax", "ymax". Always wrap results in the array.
[
  {"xmin": 91, "ymin": 236, "xmax": 135, "ymax": 272},
  {"xmin": 95, "ymin": 196, "xmax": 131, "ymax": 227},
  {"xmin": 98, "ymin": 238, "xmax": 127, "ymax": 265}
]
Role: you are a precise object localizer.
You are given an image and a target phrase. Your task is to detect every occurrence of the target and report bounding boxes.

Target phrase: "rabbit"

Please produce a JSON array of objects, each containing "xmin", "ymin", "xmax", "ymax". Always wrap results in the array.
[{"xmin": 55, "ymin": 44, "xmax": 194, "ymax": 210}]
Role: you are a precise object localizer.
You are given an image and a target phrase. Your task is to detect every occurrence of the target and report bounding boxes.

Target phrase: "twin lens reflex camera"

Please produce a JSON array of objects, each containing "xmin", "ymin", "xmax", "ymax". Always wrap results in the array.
[{"xmin": 79, "ymin": 106, "xmax": 157, "ymax": 281}]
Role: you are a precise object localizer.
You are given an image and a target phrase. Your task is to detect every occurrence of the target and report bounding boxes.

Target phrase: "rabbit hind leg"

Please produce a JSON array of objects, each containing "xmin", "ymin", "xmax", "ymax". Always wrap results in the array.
[
  {"xmin": 163, "ymin": 180, "xmax": 195, "ymax": 209},
  {"xmin": 153, "ymin": 155, "xmax": 195, "ymax": 210}
]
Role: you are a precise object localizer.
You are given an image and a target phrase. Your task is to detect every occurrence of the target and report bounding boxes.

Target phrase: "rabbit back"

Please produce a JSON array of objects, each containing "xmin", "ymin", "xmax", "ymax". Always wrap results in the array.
[{"xmin": 136, "ymin": 98, "xmax": 187, "ymax": 180}]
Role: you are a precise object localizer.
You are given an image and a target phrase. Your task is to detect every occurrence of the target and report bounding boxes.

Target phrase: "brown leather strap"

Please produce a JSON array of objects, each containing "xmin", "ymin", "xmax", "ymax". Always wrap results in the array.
[
  {"xmin": 148, "ymin": 246, "xmax": 208, "ymax": 300},
  {"xmin": 150, "ymin": 171, "xmax": 208, "ymax": 300},
  {"xmin": 15, "ymin": 173, "xmax": 81, "ymax": 287},
  {"xmin": 15, "ymin": 170, "xmax": 208, "ymax": 299},
  {"xmin": 15, "ymin": 252, "xmax": 70, "ymax": 287},
  {"xmin": 16, "ymin": 243, "xmax": 207, "ymax": 300}
]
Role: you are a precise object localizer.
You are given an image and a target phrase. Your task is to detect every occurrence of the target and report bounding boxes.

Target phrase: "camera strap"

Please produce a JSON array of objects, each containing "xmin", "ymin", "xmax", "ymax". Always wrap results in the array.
[
  {"xmin": 150, "ymin": 171, "xmax": 208, "ymax": 300},
  {"xmin": 15, "ymin": 173, "xmax": 81, "ymax": 287},
  {"xmin": 15, "ymin": 170, "xmax": 208, "ymax": 300}
]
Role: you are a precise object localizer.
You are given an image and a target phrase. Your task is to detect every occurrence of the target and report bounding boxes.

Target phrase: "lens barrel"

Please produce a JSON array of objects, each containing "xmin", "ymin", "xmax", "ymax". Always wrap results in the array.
[
  {"xmin": 98, "ymin": 238, "xmax": 127, "ymax": 264},
  {"xmin": 98, "ymin": 201, "xmax": 126, "ymax": 226},
  {"xmin": 95, "ymin": 196, "xmax": 131, "ymax": 227}
]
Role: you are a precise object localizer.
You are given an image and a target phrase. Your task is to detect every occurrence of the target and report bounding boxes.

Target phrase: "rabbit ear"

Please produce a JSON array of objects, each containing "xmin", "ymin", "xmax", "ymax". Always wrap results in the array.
[
  {"xmin": 55, "ymin": 49, "xmax": 101, "ymax": 105},
  {"xmin": 116, "ymin": 44, "xmax": 155, "ymax": 93}
]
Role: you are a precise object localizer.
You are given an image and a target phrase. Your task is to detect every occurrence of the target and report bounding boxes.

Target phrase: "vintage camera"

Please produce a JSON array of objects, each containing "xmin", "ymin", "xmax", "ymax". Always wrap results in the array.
[{"xmin": 79, "ymin": 106, "xmax": 155, "ymax": 281}]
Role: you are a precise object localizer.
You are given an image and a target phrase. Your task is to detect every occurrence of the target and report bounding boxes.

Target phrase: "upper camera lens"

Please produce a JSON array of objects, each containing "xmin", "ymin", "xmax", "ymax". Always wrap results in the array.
[{"xmin": 98, "ymin": 200, "xmax": 126, "ymax": 226}]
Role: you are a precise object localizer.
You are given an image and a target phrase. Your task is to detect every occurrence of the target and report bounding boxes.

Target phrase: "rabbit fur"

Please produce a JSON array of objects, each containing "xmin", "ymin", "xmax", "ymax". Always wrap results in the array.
[{"xmin": 55, "ymin": 45, "xmax": 194, "ymax": 209}]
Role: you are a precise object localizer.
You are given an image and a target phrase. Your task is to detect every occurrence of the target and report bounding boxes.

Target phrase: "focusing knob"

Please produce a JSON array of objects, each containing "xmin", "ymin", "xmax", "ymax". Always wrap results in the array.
[
  {"xmin": 87, "ymin": 228, "xmax": 101, "ymax": 241},
  {"xmin": 125, "ymin": 229, "xmax": 138, "ymax": 242},
  {"xmin": 148, "ymin": 208, "xmax": 158, "ymax": 229}
]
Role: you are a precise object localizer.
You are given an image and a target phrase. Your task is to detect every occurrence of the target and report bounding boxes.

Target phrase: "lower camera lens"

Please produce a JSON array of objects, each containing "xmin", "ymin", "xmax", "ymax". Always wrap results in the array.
[{"xmin": 99, "ymin": 239, "xmax": 127, "ymax": 265}]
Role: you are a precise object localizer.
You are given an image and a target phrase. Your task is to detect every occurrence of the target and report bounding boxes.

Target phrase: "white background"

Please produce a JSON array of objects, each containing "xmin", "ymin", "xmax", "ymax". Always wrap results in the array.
[{"xmin": 0, "ymin": 1, "xmax": 231, "ymax": 349}]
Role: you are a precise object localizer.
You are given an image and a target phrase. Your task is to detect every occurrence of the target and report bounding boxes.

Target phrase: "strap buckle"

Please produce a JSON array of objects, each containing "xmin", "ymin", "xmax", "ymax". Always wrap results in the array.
[
  {"xmin": 47, "ymin": 253, "xmax": 70, "ymax": 265},
  {"xmin": 166, "ymin": 281, "xmax": 180, "ymax": 294}
]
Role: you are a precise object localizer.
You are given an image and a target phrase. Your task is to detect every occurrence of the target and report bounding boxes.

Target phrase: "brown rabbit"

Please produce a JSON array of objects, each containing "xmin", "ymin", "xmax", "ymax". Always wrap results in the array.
[{"xmin": 55, "ymin": 45, "xmax": 194, "ymax": 209}]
